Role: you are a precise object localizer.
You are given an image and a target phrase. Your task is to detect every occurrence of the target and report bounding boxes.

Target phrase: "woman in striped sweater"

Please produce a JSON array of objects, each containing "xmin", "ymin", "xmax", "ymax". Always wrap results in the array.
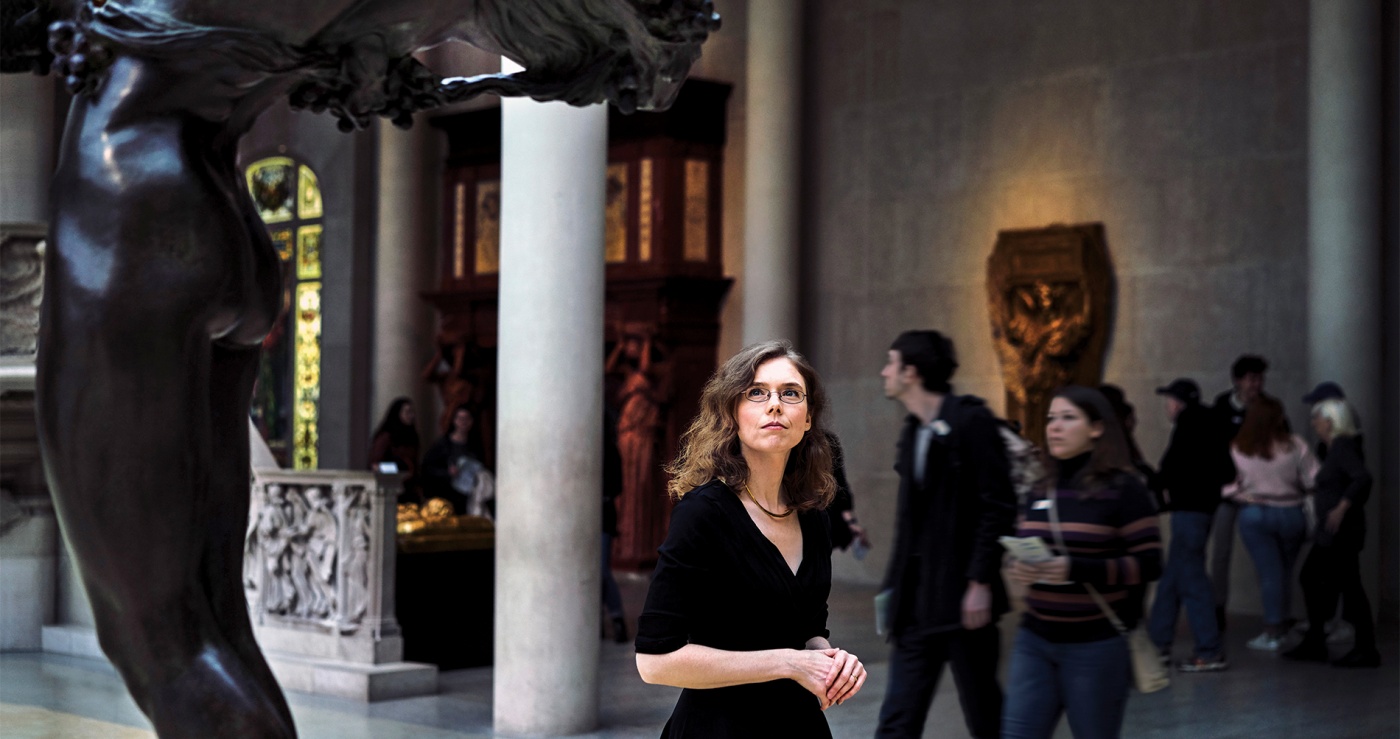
[{"xmin": 1002, "ymin": 386, "xmax": 1163, "ymax": 739}]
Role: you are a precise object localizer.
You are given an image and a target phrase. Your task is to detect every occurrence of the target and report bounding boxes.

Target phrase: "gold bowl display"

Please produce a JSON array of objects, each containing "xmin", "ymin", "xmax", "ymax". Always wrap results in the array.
[{"xmin": 396, "ymin": 498, "xmax": 495, "ymax": 553}]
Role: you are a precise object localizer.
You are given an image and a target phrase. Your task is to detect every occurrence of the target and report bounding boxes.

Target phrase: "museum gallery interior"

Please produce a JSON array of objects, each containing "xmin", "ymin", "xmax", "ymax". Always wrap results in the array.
[{"xmin": 0, "ymin": 0, "xmax": 1397, "ymax": 736}]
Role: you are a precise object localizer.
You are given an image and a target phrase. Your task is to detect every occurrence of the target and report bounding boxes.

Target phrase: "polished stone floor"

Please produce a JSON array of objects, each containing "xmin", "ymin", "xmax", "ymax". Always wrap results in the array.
[{"xmin": 1, "ymin": 575, "xmax": 1396, "ymax": 738}]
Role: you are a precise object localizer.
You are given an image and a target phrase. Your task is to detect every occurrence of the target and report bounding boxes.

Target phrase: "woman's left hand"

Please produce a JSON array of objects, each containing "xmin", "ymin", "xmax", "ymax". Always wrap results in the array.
[{"xmin": 820, "ymin": 648, "xmax": 866, "ymax": 706}]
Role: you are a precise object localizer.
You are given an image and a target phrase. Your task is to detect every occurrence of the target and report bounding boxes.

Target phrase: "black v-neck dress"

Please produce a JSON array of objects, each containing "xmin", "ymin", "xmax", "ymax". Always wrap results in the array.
[{"xmin": 635, "ymin": 480, "xmax": 833, "ymax": 738}]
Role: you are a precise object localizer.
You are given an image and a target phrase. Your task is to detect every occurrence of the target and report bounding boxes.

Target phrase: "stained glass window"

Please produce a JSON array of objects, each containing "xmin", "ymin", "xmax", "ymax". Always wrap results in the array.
[
  {"xmin": 247, "ymin": 157, "xmax": 296, "ymax": 223},
  {"xmin": 246, "ymin": 156, "xmax": 324, "ymax": 469}
]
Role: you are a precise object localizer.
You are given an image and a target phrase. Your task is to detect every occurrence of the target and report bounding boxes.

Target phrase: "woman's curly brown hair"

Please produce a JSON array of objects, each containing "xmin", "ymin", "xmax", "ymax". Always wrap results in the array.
[{"xmin": 665, "ymin": 340, "xmax": 836, "ymax": 511}]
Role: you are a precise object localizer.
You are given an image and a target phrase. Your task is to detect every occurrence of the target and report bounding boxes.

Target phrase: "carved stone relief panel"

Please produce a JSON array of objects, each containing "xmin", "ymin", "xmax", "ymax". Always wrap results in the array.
[
  {"xmin": 0, "ymin": 225, "xmax": 45, "ymax": 357},
  {"xmin": 987, "ymin": 224, "xmax": 1113, "ymax": 445},
  {"xmin": 244, "ymin": 476, "xmax": 381, "ymax": 634}
]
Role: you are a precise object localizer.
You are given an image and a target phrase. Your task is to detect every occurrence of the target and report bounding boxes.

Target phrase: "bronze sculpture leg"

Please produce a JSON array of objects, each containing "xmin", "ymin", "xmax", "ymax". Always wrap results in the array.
[{"xmin": 37, "ymin": 55, "xmax": 296, "ymax": 737}]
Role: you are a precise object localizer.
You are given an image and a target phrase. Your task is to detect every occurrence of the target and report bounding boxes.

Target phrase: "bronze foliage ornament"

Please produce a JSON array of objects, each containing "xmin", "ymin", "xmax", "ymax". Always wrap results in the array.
[
  {"xmin": 986, "ymin": 224, "xmax": 1112, "ymax": 446},
  {"xmin": 0, "ymin": 0, "xmax": 719, "ymax": 736}
]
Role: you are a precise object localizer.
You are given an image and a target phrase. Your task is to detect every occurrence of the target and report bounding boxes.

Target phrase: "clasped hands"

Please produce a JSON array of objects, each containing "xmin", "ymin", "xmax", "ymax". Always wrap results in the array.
[
  {"xmin": 1005, "ymin": 555, "xmax": 1071, "ymax": 586},
  {"xmin": 790, "ymin": 647, "xmax": 866, "ymax": 710}
]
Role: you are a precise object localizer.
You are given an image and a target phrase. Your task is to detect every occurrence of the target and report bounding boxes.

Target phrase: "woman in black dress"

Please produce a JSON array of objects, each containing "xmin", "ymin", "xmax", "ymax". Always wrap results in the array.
[{"xmin": 635, "ymin": 340, "xmax": 867, "ymax": 737}]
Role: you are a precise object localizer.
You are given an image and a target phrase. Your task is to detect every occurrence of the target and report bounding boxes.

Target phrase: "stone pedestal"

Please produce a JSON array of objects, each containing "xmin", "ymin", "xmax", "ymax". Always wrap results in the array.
[
  {"xmin": 0, "ymin": 498, "xmax": 55, "ymax": 651},
  {"xmin": 243, "ymin": 470, "xmax": 436, "ymax": 702}
]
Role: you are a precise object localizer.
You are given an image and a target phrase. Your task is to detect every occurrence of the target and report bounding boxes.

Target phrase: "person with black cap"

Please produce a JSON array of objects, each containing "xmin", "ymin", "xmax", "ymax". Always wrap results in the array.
[
  {"xmin": 1147, "ymin": 379, "xmax": 1234, "ymax": 672},
  {"xmin": 1208, "ymin": 354, "xmax": 1269, "ymax": 630},
  {"xmin": 1303, "ymin": 381, "xmax": 1345, "ymax": 405}
]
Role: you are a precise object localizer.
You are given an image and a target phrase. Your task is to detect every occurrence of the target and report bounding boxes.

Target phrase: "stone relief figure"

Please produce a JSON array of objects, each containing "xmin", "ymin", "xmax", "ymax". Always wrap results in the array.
[
  {"xmin": 987, "ymin": 225, "xmax": 1112, "ymax": 446},
  {"xmin": 257, "ymin": 485, "xmax": 297, "ymax": 616},
  {"xmin": 302, "ymin": 486, "xmax": 339, "ymax": 620},
  {"xmin": 2, "ymin": 0, "xmax": 716, "ymax": 733},
  {"xmin": 0, "ymin": 228, "xmax": 44, "ymax": 356},
  {"xmin": 341, "ymin": 486, "xmax": 372, "ymax": 627}
]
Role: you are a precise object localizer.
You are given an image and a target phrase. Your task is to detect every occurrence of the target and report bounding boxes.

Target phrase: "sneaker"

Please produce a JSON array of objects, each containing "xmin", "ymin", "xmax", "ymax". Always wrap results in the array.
[
  {"xmin": 1326, "ymin": 621, "xmax": 1354, "ymax": 645},
  {"xmin": 1178, "ymin": 655, "xmax": 1229, "ymax": 673},
  {"xmin": 1246, "ymin": 633, "xmax": 1282, "ymax": 651}
]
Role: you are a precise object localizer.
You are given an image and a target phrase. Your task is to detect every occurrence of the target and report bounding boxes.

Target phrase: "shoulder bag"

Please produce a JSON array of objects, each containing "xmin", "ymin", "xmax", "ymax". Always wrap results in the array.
[{"xmin": 1047, "ymin": 491, "xmax": 1170, "ymax": 693}]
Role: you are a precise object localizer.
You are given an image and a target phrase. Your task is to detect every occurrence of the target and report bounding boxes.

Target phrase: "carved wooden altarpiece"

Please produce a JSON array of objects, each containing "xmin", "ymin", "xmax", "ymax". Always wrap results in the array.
[
  {"xmin": 425, "ymin": 79, "xmax": 732, "ymax": 569},
  {"xmin": 986, "ymin": 223, "xmax": 1113, "ymax": 446}
]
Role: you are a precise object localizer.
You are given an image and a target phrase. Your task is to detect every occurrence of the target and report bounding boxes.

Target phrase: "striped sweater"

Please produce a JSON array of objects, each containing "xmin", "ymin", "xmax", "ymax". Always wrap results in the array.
[{"xmin": 1018, "ymin": 454, "xmax": 1163, "ymax": 643}]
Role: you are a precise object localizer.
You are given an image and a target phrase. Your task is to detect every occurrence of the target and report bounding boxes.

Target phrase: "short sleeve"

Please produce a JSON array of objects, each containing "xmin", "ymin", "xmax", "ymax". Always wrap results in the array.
[{"xmin": 634, "ymin": 491, "xmax": 719, "ymax": 655}]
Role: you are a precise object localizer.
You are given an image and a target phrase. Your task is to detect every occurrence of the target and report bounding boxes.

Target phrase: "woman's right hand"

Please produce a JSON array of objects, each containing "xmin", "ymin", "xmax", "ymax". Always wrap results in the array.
[{"xmin": 786, "ymin": 649, "xmax": 837, "ymax": 710}]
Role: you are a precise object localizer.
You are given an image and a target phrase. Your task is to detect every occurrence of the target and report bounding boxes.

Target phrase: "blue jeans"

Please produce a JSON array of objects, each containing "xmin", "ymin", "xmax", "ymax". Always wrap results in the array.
[
  {"xmin": 1235, "ymin": 504, "xmax": 1306, "ymax": 627},
  {"xmin": 1209, "ymin": 500, "xmax": 1238, "ymax": 607},
  {"xmin": 1002, "ymin": 629, "xmax": 1131, "ymax": 739},
  {"xmin": 1148, "ymin": 511, "xmax": 1222, "ymax": 658}
]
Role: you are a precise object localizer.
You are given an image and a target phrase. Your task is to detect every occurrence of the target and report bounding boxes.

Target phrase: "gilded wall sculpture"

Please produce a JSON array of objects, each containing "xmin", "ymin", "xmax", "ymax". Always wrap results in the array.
[
  {"xmin": 0, "ymin": 0, "xmax": 719, "ymax": 735},
  {"xmin": 986, "ymin": 224, "xmax": 1113, "ymax": 445}
]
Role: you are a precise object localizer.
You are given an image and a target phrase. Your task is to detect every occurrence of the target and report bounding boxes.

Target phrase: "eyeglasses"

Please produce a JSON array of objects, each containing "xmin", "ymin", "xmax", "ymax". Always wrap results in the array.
[{"xmin": 743, "ymin": 387, "xmax": 807, "ymax": 404}]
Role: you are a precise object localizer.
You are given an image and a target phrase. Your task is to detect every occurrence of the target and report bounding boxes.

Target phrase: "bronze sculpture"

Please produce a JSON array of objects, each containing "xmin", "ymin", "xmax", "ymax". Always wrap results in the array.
[{"xmin": 1, "ymin": 0, "xmax": 718, "ymax": 735}]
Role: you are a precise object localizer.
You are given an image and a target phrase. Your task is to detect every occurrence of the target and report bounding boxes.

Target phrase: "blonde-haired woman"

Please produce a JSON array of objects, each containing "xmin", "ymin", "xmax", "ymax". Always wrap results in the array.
[
  {"xmin": 635, "ymin": 340, "xmax": 866, "ymax": 737},
  {"xmin": 1283, "ymin": 398, "xmax": 1380, "ymax": 667}
]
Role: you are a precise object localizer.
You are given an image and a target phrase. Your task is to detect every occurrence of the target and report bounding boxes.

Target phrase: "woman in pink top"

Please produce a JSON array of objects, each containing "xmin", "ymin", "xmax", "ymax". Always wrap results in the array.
[{"xmin": 1221, "ymin": 396, "xmax": 1318, "ymax": 651}]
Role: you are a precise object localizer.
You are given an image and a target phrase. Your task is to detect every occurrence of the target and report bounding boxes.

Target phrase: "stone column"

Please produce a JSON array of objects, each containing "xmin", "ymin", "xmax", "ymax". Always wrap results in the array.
[
  {"xmin": 493, "ymin": 59, "xmax": 605, "ymax": 737},
  {"xmin": 741, "ymin": 0, "xmax": 802, "ymax": 345},
  {"xmin": 0, "ymin": 74, "xmax": 55, "ymax": 224},
  {"xmin": 374, "ymin": 121, "xmax": 438, "ymax": 441},
  {"xmin": 1308, "ymin": 0, "xmax": 1383, "ymax": 602}
]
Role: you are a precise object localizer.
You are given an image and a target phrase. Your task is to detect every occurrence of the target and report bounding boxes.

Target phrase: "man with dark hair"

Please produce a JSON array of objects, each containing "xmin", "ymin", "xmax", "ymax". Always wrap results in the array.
[
  {"xmin": 1148, "ymin": 379, "xmax": 1233, "ymax": 672},
  {"xmin": 875, "ymin": 331, "xmax": 1017, "ymax": 739},
  {"xmin": 1208, "ymin": 354, "xmax": 1268, "ymax": 630}
]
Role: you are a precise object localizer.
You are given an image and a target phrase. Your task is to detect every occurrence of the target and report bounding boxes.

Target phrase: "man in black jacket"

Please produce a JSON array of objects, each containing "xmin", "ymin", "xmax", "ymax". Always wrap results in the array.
[
  {"xmin": 1147, "ymin": 379, "xmax": 1233, "ymax": 672},
  {"xmin": 1208, "ymin": 354, "xmax": 1267, "ymax": 629},
  {"xmin": 875, "ymin": 331, "xmax": 1016, "ymax": 739}
]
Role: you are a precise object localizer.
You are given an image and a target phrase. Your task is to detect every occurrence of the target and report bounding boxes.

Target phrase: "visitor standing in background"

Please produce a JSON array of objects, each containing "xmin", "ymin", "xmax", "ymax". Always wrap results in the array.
[
  {"xmin": 370, "ymin": 397, "xmax": 421, "ymax": 504},
  {"xmin": 1284, "ymin": 398, "xmax": 1380, "ymax": 668},
  {"xmin": 1208, "ymin": 354, "xmax": 1268, "ymax": 631},
  {"xmin": 1222, "ymin": 395, "xmax": 1316, "ymax": 651},
  {"xmin": 1147, "ymin": 379, "xmax": 1231, "ymax": 673}
]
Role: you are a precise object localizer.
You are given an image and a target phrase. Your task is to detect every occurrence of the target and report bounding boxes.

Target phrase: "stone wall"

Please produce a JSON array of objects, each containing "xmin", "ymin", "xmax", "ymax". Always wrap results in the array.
[{"xmin": 801, "ymin": 0, "xmax": 1318, "ymax": 615}]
